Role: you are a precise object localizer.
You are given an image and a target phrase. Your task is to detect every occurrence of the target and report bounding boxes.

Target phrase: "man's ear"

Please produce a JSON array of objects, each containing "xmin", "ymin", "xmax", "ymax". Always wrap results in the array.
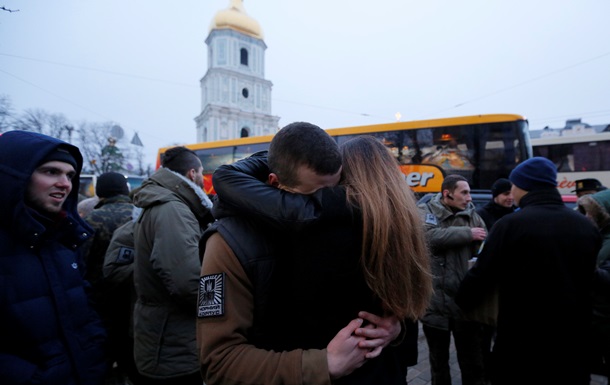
[
  {"xmin": 268, "ymin": 173, "xmax": 280, "ymax": 187},
  {"xmin": 186, "ymin": 168, "xmax": 196, "ymax": 182},
  {"xmin": 442, "ymin": 189, "xmax": 454, "ymax": 201}
]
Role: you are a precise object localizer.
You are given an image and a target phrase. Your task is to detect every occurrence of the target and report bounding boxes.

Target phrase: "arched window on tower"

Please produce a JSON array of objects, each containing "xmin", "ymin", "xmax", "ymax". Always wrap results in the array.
[
  {"xmin": 240, "ymin": 127, "xmax": 250, "ymax": 138},
  {"xmin": 240, "ymin": 48, "xmax": 249, "ymax": 66}
]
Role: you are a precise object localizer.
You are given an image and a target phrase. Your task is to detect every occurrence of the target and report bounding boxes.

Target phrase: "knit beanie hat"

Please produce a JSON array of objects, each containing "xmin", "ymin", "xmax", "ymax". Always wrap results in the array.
[
  {"xmin": 491, "ymin": 178, "xmax": 512, "ymax": 198},
  {"xmin": 96, "ymin": 172, "xmax": 129, "ymax": 198},
  {"xmin": 509, "ymin": 157, "xmax": 557, "ymax": 191},
  {"xmin": 39, "ymin": 146, "xmax": 77, "ymax": 169}
]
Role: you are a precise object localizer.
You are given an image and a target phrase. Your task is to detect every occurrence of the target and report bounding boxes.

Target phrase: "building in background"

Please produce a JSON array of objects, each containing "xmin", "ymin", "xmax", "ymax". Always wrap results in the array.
[{"xmin": 195, "ymin": 0, "xmax": 280, "ymax": 142}]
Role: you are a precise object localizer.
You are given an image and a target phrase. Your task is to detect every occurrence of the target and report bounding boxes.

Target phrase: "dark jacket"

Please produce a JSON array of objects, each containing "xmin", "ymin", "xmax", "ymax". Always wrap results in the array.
[
  {"xmin": 80, "ymin": 194, "xmax": 135, "ymax": 375},
  {"xmin": 456, "ymin": 188, "xmax": 601, "ymax": 385},
  {"xmin": 0, "ymin": 131, "xmax": 107, "ymax": 385},
  {"xmin": 132, "ymin": 167, "xmax": 213, "ymax": 378},
  {"xmin": 588, "ymin": 191, "xmax": 610, "ymax": 335},
  {"xmin": 476, "ymin": 200, "xmax": 515, "ymax": 230},
  {"xmin": 81, "ymin": 194, "xmax": 134, "ymax": 308},
  {"xmin": 207, "ymin": 152, "xmax": 416, "ymax": 384}
]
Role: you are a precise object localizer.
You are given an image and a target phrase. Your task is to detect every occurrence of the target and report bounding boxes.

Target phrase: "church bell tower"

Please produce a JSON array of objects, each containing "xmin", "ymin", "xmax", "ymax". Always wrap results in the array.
[{"xmin": 195, "ymin": 0, "xmax": 280, "ymax": 142}]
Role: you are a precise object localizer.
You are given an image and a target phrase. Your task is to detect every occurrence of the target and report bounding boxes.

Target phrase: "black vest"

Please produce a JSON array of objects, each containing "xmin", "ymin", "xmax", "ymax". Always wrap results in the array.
[{"xmin": 202, "ymin": 213, "xmax": 416, "ymax": 384}]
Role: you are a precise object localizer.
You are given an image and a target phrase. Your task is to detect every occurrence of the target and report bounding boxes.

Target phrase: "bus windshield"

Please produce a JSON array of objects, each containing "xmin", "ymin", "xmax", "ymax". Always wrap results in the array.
[{"xmin": 158, "ymin": 114, "xmax": 531, "ymax": 196}]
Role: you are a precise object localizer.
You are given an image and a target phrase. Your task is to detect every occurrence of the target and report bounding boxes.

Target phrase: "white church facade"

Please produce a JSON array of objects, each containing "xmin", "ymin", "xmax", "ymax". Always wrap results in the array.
[{"xmin": 195, "ymin": 0, "xmax": 280, "ymax": 142}]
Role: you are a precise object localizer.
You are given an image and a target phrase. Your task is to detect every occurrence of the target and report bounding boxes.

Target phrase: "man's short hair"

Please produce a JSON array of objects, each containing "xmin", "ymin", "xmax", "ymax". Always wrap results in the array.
[
  {"xmin": 268, "ymin": 122, "xmax": 341, "ymax": 188},
  {"xmin": 441, "ymin": 174, "xmax": 468, "ymax": 192},
  {"xmin": 161, "ymin": 146, "xmax": 201, "ymax": 175}
]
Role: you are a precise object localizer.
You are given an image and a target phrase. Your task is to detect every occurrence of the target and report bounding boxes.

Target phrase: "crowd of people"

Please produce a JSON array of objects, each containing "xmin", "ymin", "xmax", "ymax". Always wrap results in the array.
[{"xmin": 0, "ymin": 128, "xmax": 608, "ymax": 385}]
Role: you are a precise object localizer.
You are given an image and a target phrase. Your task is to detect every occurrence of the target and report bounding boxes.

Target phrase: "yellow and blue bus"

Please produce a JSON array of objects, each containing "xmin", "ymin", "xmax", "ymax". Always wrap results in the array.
[{"xmin": 157, "ymin": 113, "xmax": 532, "ymax": 196}]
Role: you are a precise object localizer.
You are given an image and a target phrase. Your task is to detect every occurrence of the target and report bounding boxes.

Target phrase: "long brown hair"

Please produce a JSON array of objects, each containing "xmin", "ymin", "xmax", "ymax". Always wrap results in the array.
[{"xmin": 340, "ymin": 136, "xmax": 432, "ymax": 320}]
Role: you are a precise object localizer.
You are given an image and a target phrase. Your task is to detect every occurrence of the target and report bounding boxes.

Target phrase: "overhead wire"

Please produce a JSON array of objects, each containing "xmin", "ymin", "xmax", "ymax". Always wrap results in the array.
[
  {"xmin": 1, "ymin": 50, "xmax": 610, "ymax": 130},
  {"xmin": 425, "ymin": 50, "xmax": 610, "ymax": 119},
  {"xmin": 0, "ymin": 68, "xmax": 113, "ymax": 121},
  {"xmin": 0, "ymin": 53, "xmax": 194, "ymax": 87},
  {"xmin": 0, "ymin": 52, "xmax": 383, "ymax": 123}
]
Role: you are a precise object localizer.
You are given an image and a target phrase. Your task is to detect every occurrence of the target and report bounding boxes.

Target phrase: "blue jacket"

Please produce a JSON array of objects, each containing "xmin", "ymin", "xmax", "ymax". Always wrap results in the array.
[{"xmin": 0, "ymin": 131, "xmax": 107, "ymax": 385}]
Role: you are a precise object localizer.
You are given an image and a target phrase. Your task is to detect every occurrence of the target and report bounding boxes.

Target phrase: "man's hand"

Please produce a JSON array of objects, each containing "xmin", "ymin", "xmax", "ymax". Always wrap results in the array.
[
  {"xmin": 354, "ymin": 311, "xmax": 401, "ymax": 358},
  {"xmin": 471, "ymin": 227, "xmax": 486, "ymax": 241},
  {"xmin": 327, "ymin": 318, "xmax": 369, "ymax": 379}
]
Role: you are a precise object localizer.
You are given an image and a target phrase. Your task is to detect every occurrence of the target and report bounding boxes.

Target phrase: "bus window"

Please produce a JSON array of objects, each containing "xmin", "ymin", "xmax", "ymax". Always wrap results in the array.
[
  {"xmin": 79, "ymin": 174, "xmax": 96, "ymax": 198},
  {"xmin": 531, "ymin": 122, "xmax": 610, "ymax": 194}
]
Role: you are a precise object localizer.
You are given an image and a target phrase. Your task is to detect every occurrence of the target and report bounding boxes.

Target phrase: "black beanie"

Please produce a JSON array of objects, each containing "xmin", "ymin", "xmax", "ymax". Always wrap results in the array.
[
  {"xmin": 491, "ymin": 178, "xmax": 512, "ymax": 198},
  {"xmin": 96, "ymin": 172, "xmax": 129, "ymax": 198},
  {"xmin": 40, "ymin": 147, "xmax": 77, "ymax": 169}
]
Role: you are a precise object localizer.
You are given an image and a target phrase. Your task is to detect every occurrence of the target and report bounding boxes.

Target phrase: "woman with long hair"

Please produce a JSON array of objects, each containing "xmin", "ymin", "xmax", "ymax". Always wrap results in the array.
[
  {"xmin": 209, "ymin": 134, "xmax": 433, "ymax": 383},
  {"xmin": 339, "ymin": 135, "xmax": 432, "ymax": 320}
]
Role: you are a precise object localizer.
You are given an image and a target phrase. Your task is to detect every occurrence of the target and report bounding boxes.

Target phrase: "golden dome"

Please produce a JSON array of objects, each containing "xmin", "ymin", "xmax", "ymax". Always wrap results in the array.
[{"xmin": 210, "ymin": 0, "xmax": 264, "ymax": 40}]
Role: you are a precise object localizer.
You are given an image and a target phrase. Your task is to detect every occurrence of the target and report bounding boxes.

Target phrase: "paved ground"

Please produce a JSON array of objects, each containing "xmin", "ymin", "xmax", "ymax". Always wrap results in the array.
[{"xmin": 406, "ymin": 323, "xmax": 608, "ymax": 385}]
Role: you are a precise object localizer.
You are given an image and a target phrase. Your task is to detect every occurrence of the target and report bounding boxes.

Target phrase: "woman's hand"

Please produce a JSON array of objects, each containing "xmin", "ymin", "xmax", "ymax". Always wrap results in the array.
[{"xmin": 353, "ymin": 311, "xmax": 401, "ymax": 358}]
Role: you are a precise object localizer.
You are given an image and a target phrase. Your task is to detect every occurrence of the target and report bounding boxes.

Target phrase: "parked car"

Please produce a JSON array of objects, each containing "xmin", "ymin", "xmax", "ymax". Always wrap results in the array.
[{"xmin": 561, "ymin": 194, "xmax": 578, "ymax": 209}]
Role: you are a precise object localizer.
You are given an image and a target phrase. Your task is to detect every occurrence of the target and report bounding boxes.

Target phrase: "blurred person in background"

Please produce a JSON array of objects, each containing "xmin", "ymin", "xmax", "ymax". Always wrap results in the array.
[
  {"xmin": 573, "ymin": 178, "xmax": 607, "ymax": 198},
  {"xmin": 417, "ymin": 174, "xmax": 489, "ymax": 385},
  {"xmin": 474, "ymin": 177, "xmax": 515, "ymax": 384},
  {"xmin": 78, "ymin": 195, "xmax": 100, "ymax": 218},
  {"xmin": 577, "ymin": 189, "xmax": 610, "ymax": 382},
  {"xmin": 80, "ymin": 171, "xmax": 143, "ymax": 385},
  {"xmin": 476, "ymin": 178, "xmax": 516, "ymax": 230}
]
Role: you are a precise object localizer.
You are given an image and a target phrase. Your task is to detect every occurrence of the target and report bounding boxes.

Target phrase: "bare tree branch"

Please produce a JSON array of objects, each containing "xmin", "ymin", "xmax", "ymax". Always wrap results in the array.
[
  {"xmin": 5, "ymin": 104, "xmax": 150, "ymax": 175},
  {"xmin": 12, "ymin": 109, "xmax": 47, "ymax": 133},
  {"xmin": 0, "ymin": 94, "xmax": 14, "ymax": 133}
]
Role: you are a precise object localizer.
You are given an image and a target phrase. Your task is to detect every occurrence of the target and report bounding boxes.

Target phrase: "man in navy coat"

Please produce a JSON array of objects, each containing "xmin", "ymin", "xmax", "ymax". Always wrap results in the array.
[{"xmin": 0, "ymin": 131, "xmax": 107, "ymax": 385}]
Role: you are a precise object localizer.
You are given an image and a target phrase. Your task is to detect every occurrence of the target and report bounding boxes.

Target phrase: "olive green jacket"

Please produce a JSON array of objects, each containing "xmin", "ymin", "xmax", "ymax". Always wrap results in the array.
[
  {"xmin": 132, "ymin": 168, "xmax": 213, "ymax": 379},
  {"xmin": 418, "ymin": 193, "xmax": 492, "ymax": 329}
]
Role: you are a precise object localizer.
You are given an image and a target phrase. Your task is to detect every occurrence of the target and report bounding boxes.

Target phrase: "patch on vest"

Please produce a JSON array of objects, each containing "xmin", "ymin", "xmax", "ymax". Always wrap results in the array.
[
  {"xmin": 114, "ymin": 247, "xmax": 134, "ymax": 265},
  {"xmin": 425, "ymin": 213, "xmax": 438, "ymax": 225},
  {"xmin": 198, "ymin": 273, "xmax": 225, "ymax": 318}
]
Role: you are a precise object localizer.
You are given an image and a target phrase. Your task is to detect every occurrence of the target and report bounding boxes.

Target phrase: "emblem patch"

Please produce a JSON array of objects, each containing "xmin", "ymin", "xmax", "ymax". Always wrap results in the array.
[
  {"xmin": 425, "ymin": 213, "xmax": 438, "ymax": 225},
  {"xmin": 198, "ymin": 273, "xmax": 225, "ymax": 318},
  {"xmin": 115, "ymin": 247, "xmax": 134, "ymax": 265}
]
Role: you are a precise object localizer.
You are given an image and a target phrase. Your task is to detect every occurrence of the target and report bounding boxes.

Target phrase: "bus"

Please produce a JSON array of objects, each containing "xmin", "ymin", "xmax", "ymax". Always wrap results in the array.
[
  {"xmin": 157, "ymin": 114, "xmax": 532, "ymax": 196},
  {"xmin": 530, "ymin": 119, "xmax": 610, "ymax": 195}
]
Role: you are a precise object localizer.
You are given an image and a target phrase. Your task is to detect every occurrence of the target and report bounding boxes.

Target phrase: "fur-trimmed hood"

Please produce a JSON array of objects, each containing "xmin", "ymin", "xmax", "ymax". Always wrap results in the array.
[
  {"xmin": 579, "ymin": 190, "xmax": 610, "ymax": 231},
  {"xmin": 132, "ymin": 167, "xmax": 213, "ymax": 225}
]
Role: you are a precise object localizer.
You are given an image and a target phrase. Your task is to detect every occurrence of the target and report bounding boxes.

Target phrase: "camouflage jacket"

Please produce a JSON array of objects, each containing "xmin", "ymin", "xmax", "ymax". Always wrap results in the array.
[{"xmin": 81, "ymin": 194, "xmax": 134, "ymax": 307}]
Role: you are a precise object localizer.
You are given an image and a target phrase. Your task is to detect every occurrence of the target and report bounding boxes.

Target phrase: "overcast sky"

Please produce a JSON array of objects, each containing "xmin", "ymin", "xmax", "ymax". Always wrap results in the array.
[{"xmin": 2, "ymin": 0, "xmax": 610, "ymax": 168}]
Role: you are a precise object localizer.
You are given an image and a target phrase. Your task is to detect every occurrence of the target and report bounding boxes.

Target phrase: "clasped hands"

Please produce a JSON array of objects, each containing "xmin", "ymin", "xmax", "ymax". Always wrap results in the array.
[{"xmin": 327, "ymin": 311, "xmax": 401, "ymax": 379}]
